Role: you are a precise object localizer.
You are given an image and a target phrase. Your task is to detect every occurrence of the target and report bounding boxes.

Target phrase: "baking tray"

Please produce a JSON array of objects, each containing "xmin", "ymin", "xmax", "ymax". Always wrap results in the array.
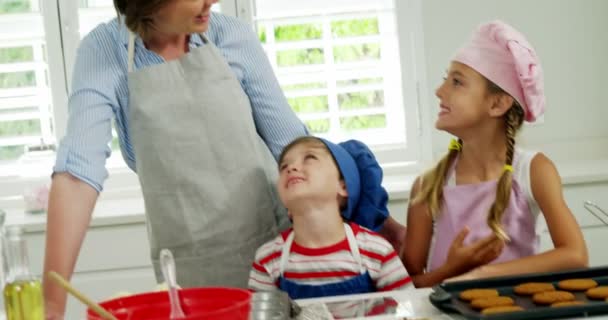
[{"xmin": 429, "ymin": 266, "xmax": 608, "ymax": 320}]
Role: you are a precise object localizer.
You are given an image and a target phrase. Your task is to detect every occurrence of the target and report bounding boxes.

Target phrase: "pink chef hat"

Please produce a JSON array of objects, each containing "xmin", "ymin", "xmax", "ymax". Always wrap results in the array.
[{"xmin": 453, "ymin": 20, "xmax": 545, "ymax": 122}]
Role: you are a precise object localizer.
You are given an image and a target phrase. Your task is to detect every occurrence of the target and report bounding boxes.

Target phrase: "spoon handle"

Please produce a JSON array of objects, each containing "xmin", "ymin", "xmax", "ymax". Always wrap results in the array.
[{"xmin": 160, "ymin": 249, "xmax": 186, "ymax": 319}]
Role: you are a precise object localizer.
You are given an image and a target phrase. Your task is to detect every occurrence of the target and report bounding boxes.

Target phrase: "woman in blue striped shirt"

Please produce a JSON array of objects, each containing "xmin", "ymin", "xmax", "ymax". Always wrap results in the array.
[{"xmin": 42, "ymin": 0, "xmax": 308, "ymax": 318}]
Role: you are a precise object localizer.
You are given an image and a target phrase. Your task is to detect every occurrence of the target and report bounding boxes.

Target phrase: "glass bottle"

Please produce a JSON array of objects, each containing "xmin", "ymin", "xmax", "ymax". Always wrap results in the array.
[{"xmin": 3, "ymin": 226, "xmax": 44, "ymax": 320}]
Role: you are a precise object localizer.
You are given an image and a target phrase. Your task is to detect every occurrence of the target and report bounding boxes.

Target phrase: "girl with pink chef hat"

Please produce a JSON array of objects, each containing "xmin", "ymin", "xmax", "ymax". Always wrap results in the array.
[{"xmin": 402, "ymin": 20, "xmax": 588, "ymax": 287}]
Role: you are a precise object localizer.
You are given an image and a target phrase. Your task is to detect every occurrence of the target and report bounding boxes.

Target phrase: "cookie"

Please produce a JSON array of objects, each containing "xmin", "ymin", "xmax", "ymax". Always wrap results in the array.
[
  {"xmin": 557, "ymin": 279, "xmax": 598, "ymax": 291},
  {"xmin": 551, "ymin": 301, "xmax": 585, "ymax": 308},
  {"xmin": 471, "ymin": 296, "xmax": 515, "ymax": 309},
  {"xmin": 533, "ymin": 291, "xmax": 575, "ymax": 305},
  {"xmin": 514, "ymin": 282, "xmax": 555, "ymax": 295},
  {"xmin": 481, "ymin": 305, "xmax": 524, "ymax": 315},
  {"xmin": 586, "ymin": 286, "xmax": 608, "ymax": 300},
  {"xmin": 459, "ymin": 289, "xmax": 499, "ymax": 301}
]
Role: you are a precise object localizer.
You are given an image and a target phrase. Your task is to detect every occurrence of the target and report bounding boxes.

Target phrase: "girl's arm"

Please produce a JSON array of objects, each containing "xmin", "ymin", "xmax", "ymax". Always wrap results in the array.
[
  {"xmin": 453, "ymin": 153, "xmax": 588, "ymax": 280},
  {"xmin": 403, "ymin": 178, "xmax": 504, "ymax": 287}
]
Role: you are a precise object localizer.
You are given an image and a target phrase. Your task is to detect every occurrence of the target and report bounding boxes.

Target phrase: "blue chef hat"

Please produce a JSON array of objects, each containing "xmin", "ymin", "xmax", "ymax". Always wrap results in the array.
[{"xmin": 319, "ymin": 138, "xmax": 389, "ymax": 231}]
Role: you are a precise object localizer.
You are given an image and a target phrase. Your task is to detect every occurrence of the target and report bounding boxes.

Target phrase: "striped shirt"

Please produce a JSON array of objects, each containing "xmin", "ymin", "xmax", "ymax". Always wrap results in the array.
[
  {"xmin": 248, "ymin": 222, "xmax": 411, "ymax": 293},
  {"xmin": 54, "ymin": 12, "xmax": 308, "ymax": 192}
]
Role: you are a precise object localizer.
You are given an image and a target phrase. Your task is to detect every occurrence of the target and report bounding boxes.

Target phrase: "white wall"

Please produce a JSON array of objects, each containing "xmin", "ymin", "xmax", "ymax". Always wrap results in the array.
[{"xmin": 419, "ymin": 0, "xmax": 608, "ymax": 161}]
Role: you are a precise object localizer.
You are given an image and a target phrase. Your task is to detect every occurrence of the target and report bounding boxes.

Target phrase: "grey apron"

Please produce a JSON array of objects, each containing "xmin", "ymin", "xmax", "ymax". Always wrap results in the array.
[{"xmin": 126, "ymin": 32, "xmax": 288, "ymax": 288}]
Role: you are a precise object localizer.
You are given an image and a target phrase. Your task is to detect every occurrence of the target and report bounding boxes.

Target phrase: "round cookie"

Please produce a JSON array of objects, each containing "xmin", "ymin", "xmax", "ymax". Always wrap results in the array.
[
  {"xmin": 551, "ymin": 300, "xmax": 585, "ymax": 308},
  {"xmin": 459, "ymin": 289, "xmax": 499, "ymax": 301},
  {"xmin": 586, "ymin": 286, "xmax": 608, "ymax": 300},
  {"xmin": 533, "ymin": 291, "xmax": 575, "ymax": 305},
  {"xmin": 471, "ymin": 296, "xmax": 515, "ymax": 310},
  {"xmin": 558, "ymin": 279, "xmax": 598, "ymax": 291},
  {"xmin": 514, "ymin": 282, "xmax": 555, "ymax": 295},
  {"xmin": 481, "ymin": 305, "xmax": 524, "ymax": 315}
]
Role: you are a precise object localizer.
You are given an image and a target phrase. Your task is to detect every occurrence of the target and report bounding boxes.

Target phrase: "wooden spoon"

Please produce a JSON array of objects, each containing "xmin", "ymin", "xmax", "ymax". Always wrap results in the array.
[{"xmin": 48, "ymin": 271, "xmax": 118, "ymax": 320}]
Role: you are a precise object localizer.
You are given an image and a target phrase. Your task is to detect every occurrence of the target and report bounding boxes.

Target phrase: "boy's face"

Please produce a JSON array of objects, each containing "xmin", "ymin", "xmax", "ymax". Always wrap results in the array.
[{"xmin": 277, "ymin": 142, "xmax": 348, "ymax": 213}]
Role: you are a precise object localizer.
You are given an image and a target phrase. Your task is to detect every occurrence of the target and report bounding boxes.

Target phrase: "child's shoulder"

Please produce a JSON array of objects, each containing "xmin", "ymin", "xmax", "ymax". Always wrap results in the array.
[
  {"xmin": 253, "ymin": 231, "xmax": 288, "ymax": 262},
  {"xmin": 350, "ymin": 223, "xmax": 395, "ymax": 255}
]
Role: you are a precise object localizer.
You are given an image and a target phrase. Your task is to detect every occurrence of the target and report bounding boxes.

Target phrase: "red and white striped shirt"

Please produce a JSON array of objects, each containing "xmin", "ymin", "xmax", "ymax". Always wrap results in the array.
[{"xmin": 248, "ymin": 222, "xmax": 411, "ymax": 293}]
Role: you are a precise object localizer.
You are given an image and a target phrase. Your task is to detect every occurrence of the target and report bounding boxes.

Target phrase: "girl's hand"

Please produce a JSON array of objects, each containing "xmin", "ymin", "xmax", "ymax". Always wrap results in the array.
[{"xmin": 445, "ymin": 227, "xmax": 504, "ymax": 274}]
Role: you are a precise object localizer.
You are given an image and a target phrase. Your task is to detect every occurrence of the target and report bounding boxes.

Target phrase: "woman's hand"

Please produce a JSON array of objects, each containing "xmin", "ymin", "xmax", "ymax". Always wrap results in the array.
[
  {"xmin": 379, "ymin": 216, "xmax": 407, "ymax": 254},
  {"xmin": 444, "ymin": 227, "xmax": 504, "ymax": 275}
]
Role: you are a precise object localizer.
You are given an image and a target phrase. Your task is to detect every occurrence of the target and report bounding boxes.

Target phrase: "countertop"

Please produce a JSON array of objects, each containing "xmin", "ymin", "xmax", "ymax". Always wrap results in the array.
[{"xmin": 296, "ymin": 288, "xmax": 608, "ymax": 320}]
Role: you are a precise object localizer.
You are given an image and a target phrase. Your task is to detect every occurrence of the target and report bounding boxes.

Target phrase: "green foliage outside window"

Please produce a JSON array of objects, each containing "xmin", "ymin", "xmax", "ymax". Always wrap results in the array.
[
  {"xmin": 275, "ymin": 24, "xmax": 322, "ymax": 42},
  {"xmin": 0, "ymin": 0, "xmax": 29, "ymax": 14},
  {"xmin": 0, "ymin": 146, "xmax": 25, "ymax": 161},
  {"xmin": 282, "ymin": 82, "xmax": 326, "ymax": 91},
  {"xmin": 0, "ymin": 120, "xmax": 41, "ymax": 137},
  {"xmin": 0, "ymin": 47, "xmax": 33, "ymax": 63},
  {"xmin": 0, "ymin": 71, "xmax": 36, "ymax": 88},
  {"xmin": 287, "ymin": 96, "xmax": 329, "ymax": 113},
  {"xmin": 259, "ymin": 17, "xmax": 386, "ymax": 133},
  {"xmin": 276, "ymin": 48, "xmax": 324, "ymax": 67},
  {"xmin": 340, "ymin": 114, "xmax": 386, "ymax": 130},
  {"xmin": 338, "ymin": 90, "xmax": 384, "ymax": 110},
  {"xmin": 305, "ymin": 119, "xmax": 330, "ymax": 133},
  {"xmin": 337, "ymin": 77, "xmax": 382, "ymax": 87},
  {"xmin": 258, "ymin": 26, "xmax": 266, "ymax": 43},
  {"xmin": 333, "ymin": 43, "xmax": 380, "ymax": 63},
  {"xmin": 331, "ymin": 18, "xmax": 379, "ymax": 37}
]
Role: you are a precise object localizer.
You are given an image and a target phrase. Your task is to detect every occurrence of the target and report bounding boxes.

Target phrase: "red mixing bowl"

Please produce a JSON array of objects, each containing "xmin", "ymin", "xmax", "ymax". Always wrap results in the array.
[{"xmin": 86, "ymin": 287, "xmax": 251, "ymax": 320}]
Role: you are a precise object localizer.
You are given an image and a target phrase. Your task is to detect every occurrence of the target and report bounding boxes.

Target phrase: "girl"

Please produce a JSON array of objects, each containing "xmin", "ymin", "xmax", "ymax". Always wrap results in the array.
[{"xmin": 402, "ymin": 21, "xmax": 588, "ymax": 288}]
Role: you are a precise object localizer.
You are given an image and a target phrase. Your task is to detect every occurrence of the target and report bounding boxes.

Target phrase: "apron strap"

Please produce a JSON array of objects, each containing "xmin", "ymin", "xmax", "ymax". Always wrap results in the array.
[
  {"xmin": 344, "ymin": 223, "xmax": 365, "ymax": 274},
  {"xmin": 279, "ymin": 223, "xmax": 365, "ymax": 276},
  {"xmin": 128, "ymin": 31, "xmax": 136, "ymax": 73},
  {"xmin": 279, "ymin": 231, "xmax": 294, "ymax": 276}
]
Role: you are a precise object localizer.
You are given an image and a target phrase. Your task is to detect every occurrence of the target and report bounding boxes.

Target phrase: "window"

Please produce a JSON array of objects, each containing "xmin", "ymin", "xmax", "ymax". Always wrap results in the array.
[
  {"xmin": 0, "ymin": 0, "xmax": 54, "ymax": 164},
  {"xmin": 240, "ymin": 0, "xmax": 423, "ymax": 164},
  {"xmin": 0, "ymin": 0, "xmax": 425, "ymax": 207}
]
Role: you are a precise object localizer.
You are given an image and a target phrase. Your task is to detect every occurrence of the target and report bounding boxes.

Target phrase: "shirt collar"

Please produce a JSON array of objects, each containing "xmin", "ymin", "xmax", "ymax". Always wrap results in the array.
[{"xmin": 119, "ymin": 20, "xmax": 206, "ymax": 49}]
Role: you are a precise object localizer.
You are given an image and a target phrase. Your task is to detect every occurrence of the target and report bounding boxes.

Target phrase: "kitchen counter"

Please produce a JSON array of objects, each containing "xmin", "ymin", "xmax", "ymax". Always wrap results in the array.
[{"xmin": 296, "ymin": 288, "xmax": 608, "ymax": 320}]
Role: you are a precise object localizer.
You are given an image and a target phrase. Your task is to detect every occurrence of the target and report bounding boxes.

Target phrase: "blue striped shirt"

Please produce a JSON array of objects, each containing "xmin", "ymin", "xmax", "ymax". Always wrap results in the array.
[{"xmin": 54, "ymin": 12, "xmax": 308, "ymax": 192}]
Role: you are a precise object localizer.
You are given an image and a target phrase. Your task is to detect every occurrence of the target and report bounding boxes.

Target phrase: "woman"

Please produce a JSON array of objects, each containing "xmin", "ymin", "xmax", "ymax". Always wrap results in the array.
[{"xmin": 43, "ymin": 0, "xmax": 307, "ymax": 318}]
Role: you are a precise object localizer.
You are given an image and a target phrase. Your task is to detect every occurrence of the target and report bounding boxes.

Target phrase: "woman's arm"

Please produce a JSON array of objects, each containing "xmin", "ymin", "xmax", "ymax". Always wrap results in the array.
[
  {"xmin": 378, "ymin": 216, "xmax": 406, "ymax": 254},
  {"xmin": 453, "ymin": 153, "xmax": 588, "ymax": 280},
  {"xmin": 44, "ymin": 25, "xmax": 122, "ymax": 319},
  {"xmin": 43, "ymin": 174, "xmax": 99, "ymax": 319}
]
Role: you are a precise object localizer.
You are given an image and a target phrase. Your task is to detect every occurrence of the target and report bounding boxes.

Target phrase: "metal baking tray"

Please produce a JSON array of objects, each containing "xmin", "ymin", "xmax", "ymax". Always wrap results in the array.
[{"xmin": 429, "ymin": 266, "xmax": 608, "ymax": 319}]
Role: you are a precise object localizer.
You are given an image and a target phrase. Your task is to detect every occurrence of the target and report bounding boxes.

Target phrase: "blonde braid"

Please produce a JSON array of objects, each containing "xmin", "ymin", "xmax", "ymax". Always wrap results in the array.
[
  {"xmin": 412, "ymin": 139, "xmax": 462, "ymax": 218},
  {"xmin": 487, "ymin": 105, "xmax": 524, "ymax": 241}
]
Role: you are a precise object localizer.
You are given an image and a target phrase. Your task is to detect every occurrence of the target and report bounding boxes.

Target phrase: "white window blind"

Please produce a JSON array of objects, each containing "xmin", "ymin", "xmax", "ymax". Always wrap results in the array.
[
  {"xmin": 0, "ymin": 0, "xmax": 54, "ymax": 163},
  {"xmin": 246, "ymin": 0, "xmax": 421, "ymax": 163}
]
